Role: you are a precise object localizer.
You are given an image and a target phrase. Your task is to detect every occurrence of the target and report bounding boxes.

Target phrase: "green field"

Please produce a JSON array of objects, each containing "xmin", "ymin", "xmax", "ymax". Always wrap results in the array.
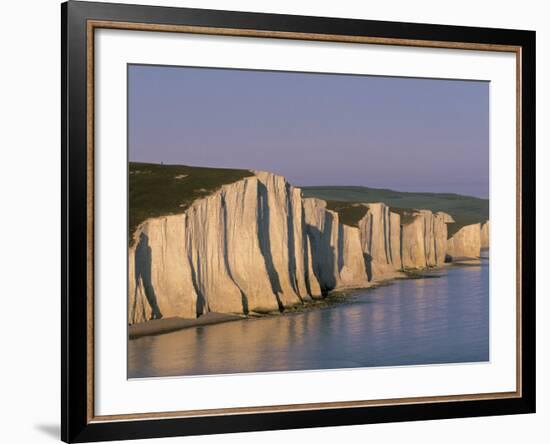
[
  {"xmin": 129, "ymin": 162, "xmax": 253, "ymax": 244},
  {"xmin": 303, "ymin": 186, "xmax": 489, "ymax": 237},
  {"xmin": 324, "ymin": 201, "xmax": 368, "ymax": 227}
]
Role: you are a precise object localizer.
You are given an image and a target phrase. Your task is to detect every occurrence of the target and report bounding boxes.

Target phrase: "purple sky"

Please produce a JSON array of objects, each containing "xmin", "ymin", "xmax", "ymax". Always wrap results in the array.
[{"xmin": 128, "ymin": 65, "xmax": 489, "ymax": 198}]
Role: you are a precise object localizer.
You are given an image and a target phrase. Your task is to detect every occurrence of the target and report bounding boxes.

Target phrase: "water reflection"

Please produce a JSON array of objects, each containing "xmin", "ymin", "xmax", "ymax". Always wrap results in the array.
[{"xmin": 128, "ymin": 260, "xmax": 489, "ymax": 378}]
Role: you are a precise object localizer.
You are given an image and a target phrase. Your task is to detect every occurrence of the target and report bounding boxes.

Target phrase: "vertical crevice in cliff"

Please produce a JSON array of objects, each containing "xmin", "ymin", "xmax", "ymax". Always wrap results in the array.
[
  {"xmin": 174, "ymin": 214, "xmax": 204, "ymax": 318},
  {"xmin": 135, "ymin": 232, "xmax": 163, "ymax": 320},
  {"xmin": 220, "ymin": 194, "xmax": 250, "ymax": 314},
  {"xmin": 337, "ymin": 221, "xmax": 344, "ymax": 273},
  {"xmin": 190, "ymin": 244, "xmax": 208, "ymax": 314},
  {"xmin": 304, "ymin": 205, "xmax": 337, "ymax": 292},
  {"xmin": 424, "ymin": 216, "xmax": 430, "ymax": 267},
  {"xmin": 433, "ymin": 219, "xmax": 439, "ymax": 266},
  {"xmin": 384, "ymin": 207, "xmax": 391, "ymax": 265},
  {"xmin": 189, "ymin": 263, "xmax": 205, "ymax": 316},
  {"xmin": 303, "ymin": 210, "xmax": 313, "ymax": 296},
  {"xmin": 430, "ymin": 214, "xmax": 434, "ymax": 268},
  {"xmin": 322, "ymin": 212, "xmax": 337, "ymax": 290},
  {"xmin": 367, "ymin": 213, "xmax": 373, "ymax": 254},
  {"xmin": 364, "ymin": 213, "xmax": 374, "ymax": 281},
  {"xmin": 294, "ymin": 201, "xmax": 315, "ymax": 300},
  {"xmin": 257, "ymin": 182, "xmax": 284, "ymax": 310},
  {"xmin": 285, "ymin": 183, "xmax": 299, "ymax": 298},
  {"xmin": 399, "ymin": 223, "xmax": 404, "ymax": 270}
]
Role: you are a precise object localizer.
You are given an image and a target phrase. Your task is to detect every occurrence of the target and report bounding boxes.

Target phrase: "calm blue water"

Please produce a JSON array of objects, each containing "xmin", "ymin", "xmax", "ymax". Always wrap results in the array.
[{"xmin": 128, "ymin": 259, "xmax": 489, "ymax": 378}]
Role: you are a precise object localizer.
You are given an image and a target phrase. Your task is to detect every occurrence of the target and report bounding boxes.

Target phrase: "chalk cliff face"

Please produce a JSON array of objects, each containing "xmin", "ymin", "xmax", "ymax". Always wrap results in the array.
[
  {"xmin": 434, "ymin": 212, "xmax": 455, "ymax": 266},
  {"xmin": 302, "ymin": 198, "xmax": 369, "ymax": 291},
  {"xmin": 129, "ymin": 173, "xmax": 323, "ymax": 324},
  {"xmin": 129, "ymin": 170, "xmax": 488, "ymax": 324},
  {"xmin": 480, "ymin": 221, "xmax": 490, "ymax": 249},
  {"xmin": 357, "ymin": 203, "xmax": 402, "ymax": 280},
  {"xmin": 129, "ymin": 216, "xmax": 199, "ymax": 324},
  {"xmin": 399, "ymin": 210, "xmax": 453, "ymax": 269},
  {"xmin": 446, "ymin": 223, "xmax": 482, "ymax": 260}
]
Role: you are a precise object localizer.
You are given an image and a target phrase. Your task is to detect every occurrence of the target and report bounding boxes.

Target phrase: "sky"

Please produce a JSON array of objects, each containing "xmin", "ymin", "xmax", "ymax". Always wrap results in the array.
[{"xmin": 128, "ymin": 64, "xmax": 489, "ymax": 198}]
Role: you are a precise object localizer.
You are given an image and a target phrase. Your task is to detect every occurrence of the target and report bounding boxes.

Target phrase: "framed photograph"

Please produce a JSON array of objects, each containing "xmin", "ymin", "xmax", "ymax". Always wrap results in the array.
[{"xmin": 61, "ymin": 1, "xmax": 536, "ymax": 442}]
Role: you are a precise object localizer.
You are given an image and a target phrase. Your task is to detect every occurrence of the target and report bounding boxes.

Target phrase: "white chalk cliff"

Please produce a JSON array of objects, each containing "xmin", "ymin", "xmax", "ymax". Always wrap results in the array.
[
  {"xmin": 446, "ymin": 223, "xmax": 482, "ymax": 260},
  {"xmin": 480, "ymin": 221, "xmax": 490, "ymax": 249},
  {"xmin": 382, "ymin": 209, "xmax": 454, "ymax": 270},
  {"xmin": 302, "ymin": 198, "xmax": 369, "ymax": 291},
  {"xmin": 357, "ymin": 203, "xmax": 402, "ymax": 279},
  {"xmin": 129, "ymin": 171, "xmax": 489, "ymax": 324}
]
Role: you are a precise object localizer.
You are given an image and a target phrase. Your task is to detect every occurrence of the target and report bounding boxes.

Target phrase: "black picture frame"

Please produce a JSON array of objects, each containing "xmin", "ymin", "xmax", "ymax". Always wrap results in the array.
[{"xmin": 62, "ymin": 1, "xmax": 536, "ymax": 442}]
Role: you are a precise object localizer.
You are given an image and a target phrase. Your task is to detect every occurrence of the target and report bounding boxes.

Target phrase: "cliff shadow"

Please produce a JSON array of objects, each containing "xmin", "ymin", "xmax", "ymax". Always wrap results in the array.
[
  {"xmin": 302, "ymin": 206, "xmax": 315, "ymax": 296},
  {"xmin": 384, "ymin": 209, "xmax": 392, "ymax": 264},
  {"xmin": 306, "ymin": 219, "xmax": 337, "ymax": 291},
  {"xmin": 285, "ymin": 183, "xmax": 299, "ymax": 295},
  {"xmin": 364, "ymin": 253, "xmax": 374, "ymax": 281},
  {"xmin": 337, "ymin": 222, "xmax": 344, "ymax": 273},
  {"xmin": 364, "ymin": 213, "xmax": 374, "ymax": 281},
  {"xmin": 135, "ymin": 232, "xmax": 163, "ymax": 320},
  {"xmin": 188, "ymin": 247, "xmax": 207, "ymax": 316},
  {"xmin": 257, "ymin": 182, "xmax": 284, "ymax": 310},
  {"xmin": 399, "ymin": 224, "xmax": 404, "ymax": 270},
  {"xmin": 221, "ymin": 195, "xmax": 249, "ymax": 314}
]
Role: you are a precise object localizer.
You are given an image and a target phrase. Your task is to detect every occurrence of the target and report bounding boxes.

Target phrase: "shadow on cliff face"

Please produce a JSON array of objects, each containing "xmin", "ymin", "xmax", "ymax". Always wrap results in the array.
[
  {"xmin": 135, "ymin": 232, "xmax": 163, "ymax": 320},
  {"xmin": 257, "ymin": 182, "xmax": 284, "ymax": 310},
  {"xmin": 363, "ymin": 253, "xmax": 374, "ymax": 281},
  {"xmin": 188, "ymin": 247, "xmax": 207, "ymax": 316},
  {"xmin": 363, "ymin": 213, "xmax": 374, "ymax": 281},
  {"xmin": 322, "ymin": 212, "xmax": 337, "ymax": 290},
  {"xmin": 301, "ymin": 206, "xmax": 315, "ymax": 296},
  {"xmin": 221, "ymin": 195, "xmax": 249, "ymax": 314},
  {"xmin": 306, "ymin": 215, "xmax": 337, "ymax": 292},
  {"xmin": 337, "ymin": 222, "xmax": 344, "ymax": 273},
  {"xmin": 285, "ymin": 183, "xmax": 299, "ymax": 296}
]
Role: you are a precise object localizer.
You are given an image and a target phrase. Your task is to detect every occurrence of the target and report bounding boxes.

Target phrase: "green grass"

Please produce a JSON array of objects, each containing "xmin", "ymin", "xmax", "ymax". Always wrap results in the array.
[
  {"xmin": 303, "ymin": 186, "xmax": 488, "ymax": 237},
  {"xmin": 325, "ymin": 201, "xmax": 368, "ymax": 227},
  {"xmin": 390, "ymin": 207, "xmax": 420, "ymax": 226},
  {"xmin": 129, "ymin": 162, "xmax": 253, "ymax": 243},
  {"xmin": 322, "ymin": 202, "xmax": 418, "ymax": 228}
]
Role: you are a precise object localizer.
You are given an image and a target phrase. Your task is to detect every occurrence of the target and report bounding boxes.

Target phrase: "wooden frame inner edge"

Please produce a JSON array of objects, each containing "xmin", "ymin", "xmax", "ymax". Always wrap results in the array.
[{"xmin": 85, "ymin": 19, "xmax": 523, "ymax": 423}]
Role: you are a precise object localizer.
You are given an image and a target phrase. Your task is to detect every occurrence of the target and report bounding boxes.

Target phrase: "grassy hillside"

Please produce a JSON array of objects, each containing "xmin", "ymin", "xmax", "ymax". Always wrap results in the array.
[
  {"xmin": 129, "ymin": 162, "xmax": 253, "ymax": 243},
  {"xmin": 303, "ymin": 186, "xmax": 489, "ymax": 237}
]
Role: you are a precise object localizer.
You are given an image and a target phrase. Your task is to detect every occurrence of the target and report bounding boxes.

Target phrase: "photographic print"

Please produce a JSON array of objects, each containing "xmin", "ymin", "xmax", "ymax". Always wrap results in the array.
[
  {"xmin": 62, "ymin": 4, "xmax": 535, "ymax": 440},
  {"xmin": 127, "ymin": 65, "xmax": 490, "ymax": 379}
]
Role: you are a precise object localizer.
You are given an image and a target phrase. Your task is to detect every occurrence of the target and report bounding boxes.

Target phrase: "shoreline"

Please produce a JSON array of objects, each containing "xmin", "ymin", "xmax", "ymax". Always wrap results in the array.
[
  {"xmin": 129, "ymin": 258, "xmax": 487, "ymax": 340},
  {"xmin": 129, "ymin": 312, "xmax": 245, "ymax": 339}
]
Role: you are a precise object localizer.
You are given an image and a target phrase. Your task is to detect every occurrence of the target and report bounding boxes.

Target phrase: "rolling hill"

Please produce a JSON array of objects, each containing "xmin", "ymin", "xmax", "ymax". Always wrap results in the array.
[{"xmin": 302, "ymin": 186, "xmax": 489, "ymax": 237}]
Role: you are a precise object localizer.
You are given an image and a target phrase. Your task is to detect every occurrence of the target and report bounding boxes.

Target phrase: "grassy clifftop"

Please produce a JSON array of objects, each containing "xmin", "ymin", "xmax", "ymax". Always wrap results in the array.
[
  {"xmin": 303, "ymin": 186, "xmax": 489, "ymax": 237},
  {"xmin": 129, "ymin": 162, "xmax": 253, "ymax": 243},
  {"xmin": 325, "ymin": 201, "xmax": 368, "ymax": 227}
]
